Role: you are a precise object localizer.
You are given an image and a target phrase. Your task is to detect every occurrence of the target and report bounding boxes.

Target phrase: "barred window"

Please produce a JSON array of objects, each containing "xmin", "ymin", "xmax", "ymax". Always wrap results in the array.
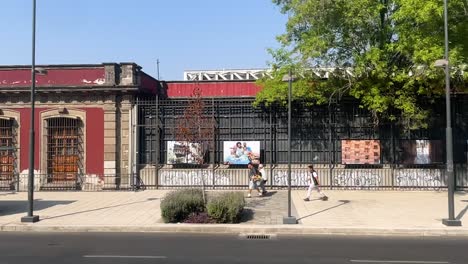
[
  {"xmin": 46, "ymin": 118, "xmax": 83, "ymax": 182},
  {"xmin": 0, "ymin": 118, "xmax": 16, "ymax": 181}
]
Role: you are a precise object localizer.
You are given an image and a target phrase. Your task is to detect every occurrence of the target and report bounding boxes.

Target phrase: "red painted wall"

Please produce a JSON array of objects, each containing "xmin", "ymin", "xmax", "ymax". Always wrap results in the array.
[
  {"xmin": 84, "ymin": 108, "xmax": 104, "ymax": 174},
  {"xmin": 0, "ymin": 68, "xmax": 105, "ymax": 87},
  {"xmin": 140, "ymin": 73, "xmax": 158, "ymax": 94},
  {"xmin": 16, "ymin": 108, "xmax": 40, "ymax": 172},
  {"xmin": 9, "ymin": 107, "xmax": 104, "ymax": 174},
  {"xmin": 166, "ymin": 82, "xmax": 261, "ymax": 97}
]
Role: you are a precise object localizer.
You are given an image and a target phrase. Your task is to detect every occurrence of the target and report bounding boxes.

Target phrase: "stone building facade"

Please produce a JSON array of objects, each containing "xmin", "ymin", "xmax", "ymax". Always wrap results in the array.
[{"xmin": 0, "ymin": 63, "xmax": 158, "ymax": 190}]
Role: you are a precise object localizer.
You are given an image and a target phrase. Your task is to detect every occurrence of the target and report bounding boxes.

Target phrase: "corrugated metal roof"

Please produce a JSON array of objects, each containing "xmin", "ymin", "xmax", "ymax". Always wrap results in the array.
[{"xmin": 166, "ymin": 81, "xmax": 261, "ymax": 98}]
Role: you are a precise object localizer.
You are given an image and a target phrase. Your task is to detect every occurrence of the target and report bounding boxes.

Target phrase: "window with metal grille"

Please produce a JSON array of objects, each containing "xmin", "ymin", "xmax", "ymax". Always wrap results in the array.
[
  {"xmin": 0, "ymin": 119, "xmax": 16, "ymax": 181},
  {"xmin": 46, "ymin": 118, "xmax": 83, "ymax": 182}
]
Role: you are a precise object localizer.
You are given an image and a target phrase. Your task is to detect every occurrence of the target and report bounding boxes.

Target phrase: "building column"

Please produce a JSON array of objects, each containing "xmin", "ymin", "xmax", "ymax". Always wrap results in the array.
[
  {"xmin": 103, "ymin": 102, "xmax": 118, "ymax": 187},
  {"xmin": 119, "ymin": 95, "xmax": 132, "ymax": 186}
]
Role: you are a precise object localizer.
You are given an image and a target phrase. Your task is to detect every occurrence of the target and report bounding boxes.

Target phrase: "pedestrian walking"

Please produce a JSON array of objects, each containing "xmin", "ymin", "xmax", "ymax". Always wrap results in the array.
[
  {"xmin": 247, "ymin": 163, "xmax": 262, "ymax": 198},
  {"xmin": 304, "ymin": 165, "xmax": 328, "ymax": 201},
  {"xmin": 258, "ymin": 164, "xmax": 267, "ymax": 195}
]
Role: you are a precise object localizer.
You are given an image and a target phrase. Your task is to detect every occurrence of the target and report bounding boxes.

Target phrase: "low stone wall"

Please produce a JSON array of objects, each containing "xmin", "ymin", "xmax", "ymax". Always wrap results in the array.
[
  {"xmin": 138, "ymin": 164, "xmax": 468, "ymax": 190},
  {"xmin": 8, "ymin": 165, "xmax": 468, "ymax": 191}
]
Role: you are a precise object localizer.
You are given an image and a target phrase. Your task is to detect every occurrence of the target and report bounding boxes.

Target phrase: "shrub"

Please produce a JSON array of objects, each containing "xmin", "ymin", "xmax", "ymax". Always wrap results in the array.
[
  {"xmin": 183, "ymin": 212, "xmax": 215, "ymax": 224},
  {"xmin": 160, "ymin": 189, "xmax": 205, "ymax": 223},
  {"xmin": 206, "ymin": 192, "xmax": 245, "ymax": 223}
]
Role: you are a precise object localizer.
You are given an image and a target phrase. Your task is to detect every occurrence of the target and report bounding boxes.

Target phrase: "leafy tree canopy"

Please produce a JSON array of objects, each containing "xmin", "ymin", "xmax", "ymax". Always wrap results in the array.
[{"xmin": 256, "ymin": 0, "xmax": 468, "ymax": 129}]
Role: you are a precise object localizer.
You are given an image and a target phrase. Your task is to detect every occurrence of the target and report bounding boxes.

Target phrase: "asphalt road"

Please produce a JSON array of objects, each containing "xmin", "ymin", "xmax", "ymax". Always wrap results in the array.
[{"xmin": 0, "ymin": 232, "xmax": 467, "ymax": 264}]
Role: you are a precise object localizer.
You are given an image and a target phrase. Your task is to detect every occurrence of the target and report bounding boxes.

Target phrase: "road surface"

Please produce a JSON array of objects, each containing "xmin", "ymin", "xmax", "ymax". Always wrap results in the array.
[{"xmin": 0, "ymin": 232, "xmax": 467, "ymax": 263}]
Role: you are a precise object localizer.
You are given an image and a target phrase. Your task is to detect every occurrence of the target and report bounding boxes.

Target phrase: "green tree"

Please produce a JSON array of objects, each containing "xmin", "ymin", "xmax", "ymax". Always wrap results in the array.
[{"xmin": 256, "ymin": 0, "xmax": 468, "ymax": 129}]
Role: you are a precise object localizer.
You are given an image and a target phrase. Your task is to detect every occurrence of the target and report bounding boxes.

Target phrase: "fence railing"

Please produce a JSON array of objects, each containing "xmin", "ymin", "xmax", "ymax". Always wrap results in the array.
[{"xmin": 1, "ymin": 164, "xmax": 467, "ymax": 191}]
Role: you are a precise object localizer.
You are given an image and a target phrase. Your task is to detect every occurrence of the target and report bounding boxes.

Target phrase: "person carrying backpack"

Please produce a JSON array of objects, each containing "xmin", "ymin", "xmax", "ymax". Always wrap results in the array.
[{"xmin": 304, "ymin": 164, "xmax": 328, "ymax": 201}]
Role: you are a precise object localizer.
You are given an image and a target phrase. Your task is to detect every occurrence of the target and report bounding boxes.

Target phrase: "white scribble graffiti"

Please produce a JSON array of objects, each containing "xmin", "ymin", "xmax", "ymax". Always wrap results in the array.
[
  {"xmin": 334, "ymin": 170, "xmax": 382, "ymax": 187},
  {"xmin": 395, "ymin": 169, "xmax": 444, "ymax": 189},
  {"xmin": 213, "ymin": 171, "xmax": 231, "ymax": 186},
  {"xmin": 273, "ymin": 171, "xmax": 309, "ymax": 186},
  {"xmin": 159, "ymin": 170, "xmax": 232, "ymax": 186},
  {"xmin": 159, "ymin": 170, "xmax": 213, "ymax": 186}
]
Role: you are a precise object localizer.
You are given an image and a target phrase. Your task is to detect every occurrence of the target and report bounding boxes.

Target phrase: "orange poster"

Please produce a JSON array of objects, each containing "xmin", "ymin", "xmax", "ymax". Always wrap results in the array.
[{"xmin": 341, "ymin": 140, "xmax": 381, "ymax": 164}]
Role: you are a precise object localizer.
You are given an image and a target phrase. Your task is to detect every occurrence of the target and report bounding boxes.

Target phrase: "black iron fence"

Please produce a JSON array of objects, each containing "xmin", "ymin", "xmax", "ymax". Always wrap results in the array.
[
  {"xmin": 4, "ymin": 164, "xmax": 465, "ymax": 192},
  {"xmin": 136, "ymin": 96, "xmax": 468, "ymax": 167}
]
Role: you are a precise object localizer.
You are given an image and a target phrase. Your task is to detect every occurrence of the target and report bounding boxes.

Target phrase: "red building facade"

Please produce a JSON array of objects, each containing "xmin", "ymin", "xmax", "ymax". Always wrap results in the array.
[{"xmin": 0, "ymin": 63, "xmax": 158, "ymax": 190}]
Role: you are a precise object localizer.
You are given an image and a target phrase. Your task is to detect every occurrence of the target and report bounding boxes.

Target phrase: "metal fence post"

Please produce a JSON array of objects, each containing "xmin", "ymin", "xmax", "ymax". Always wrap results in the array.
[{"xmin": 155, "ymin": 94, "xmax": 160, "ymax": 189}]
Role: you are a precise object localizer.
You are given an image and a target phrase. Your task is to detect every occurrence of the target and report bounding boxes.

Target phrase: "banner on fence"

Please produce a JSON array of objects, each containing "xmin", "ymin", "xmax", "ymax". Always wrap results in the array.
[
  {"xmin": 166, "ymin": 141, "xmax": 203, "ymax": 164},
  {"xmin": 223, "ymin": 141, "xmax": 260, "ymax": 165},
  {"xmin": 341, "ymin": 140, "xmax": 381, "ymax": 165},
  {"xmin": 401, "ymin": 140, "xmax": 443, "ymax": 164}
]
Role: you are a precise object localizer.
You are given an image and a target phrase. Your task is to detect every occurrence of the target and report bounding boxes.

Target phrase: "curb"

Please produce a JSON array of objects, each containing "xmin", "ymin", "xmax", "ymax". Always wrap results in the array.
[{"xmin": 1, "ymin": 224, "xmax": 468, "ymax": 237}]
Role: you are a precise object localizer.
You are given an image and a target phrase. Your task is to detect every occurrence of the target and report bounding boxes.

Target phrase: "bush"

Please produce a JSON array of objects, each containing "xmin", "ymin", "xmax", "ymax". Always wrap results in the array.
[
  {"xmin": 160, "ymin": 189, "xmax": 205, "ymax": 223},
  {"xmin": 183, "ymin": 212, "xmax": 216, "ymax": 224},
  {"xmin": 206, "ymin": 192, "xmax": 245, "ymax": 223}
]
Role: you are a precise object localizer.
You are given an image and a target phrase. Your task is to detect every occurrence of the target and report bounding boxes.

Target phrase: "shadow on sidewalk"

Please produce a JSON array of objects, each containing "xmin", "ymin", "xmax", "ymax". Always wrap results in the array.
[
  {"xmin": 0, "ymin": 200, "xmax": 75, "ymax": 216},
  {"xmin": 41, "ymin": 198, "xmax": 159, "ymax": 221},
  {"xmin": 262, "ymin": 191, "xmax": 277, "ymax": 197},
  {"xmin": 241, "ymin": 208, "xmax": 254, "ymax": 222},
  {"xmin": 0, "ymin": 192, "xmax": 16, "ymax": 197},
  {"xmin": 297, "ymin": 200, "xmax": 351, "ymax": 221},
  {"xmin": 456, "ymin": 200, "xmax": 468, "ymax": 220}
]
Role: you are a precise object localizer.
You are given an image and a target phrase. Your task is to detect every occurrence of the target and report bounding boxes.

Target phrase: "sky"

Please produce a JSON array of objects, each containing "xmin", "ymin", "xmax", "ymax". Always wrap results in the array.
[{"xmin": 1, "ymin": 0, "xmax": 287, "ymax": 80}]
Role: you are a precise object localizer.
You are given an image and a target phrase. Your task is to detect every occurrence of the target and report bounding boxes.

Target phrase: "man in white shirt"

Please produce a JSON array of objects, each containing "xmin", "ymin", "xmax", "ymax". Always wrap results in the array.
[{"xmin": 304, "ymin": 164, "xmax": 328, "ymax": 201}]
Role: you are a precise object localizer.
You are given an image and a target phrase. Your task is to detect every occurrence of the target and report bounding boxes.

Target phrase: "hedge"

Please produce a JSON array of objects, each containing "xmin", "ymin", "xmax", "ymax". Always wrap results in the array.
[
  {"xmin": 160, "ymin": 189, "xmax": 205, "ymax": 223},
  {"xmin": 206, "ymin": 192, "xmax": 245, "ymax": 223}
]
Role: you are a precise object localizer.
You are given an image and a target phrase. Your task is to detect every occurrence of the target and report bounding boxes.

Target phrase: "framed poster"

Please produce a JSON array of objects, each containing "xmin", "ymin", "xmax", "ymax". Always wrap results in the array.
[
  {"xmin": 166, "ymin": 141, "xmax": 203, "ymax": 164},
  {"xmin": 401, "ymin": 140, "xmax": 443, "ymax": 164},
  {"xmin": 341, "ymin": 140, "xmax": 381, "ymax": 164},
  {"xmin": 223, "ymin": 141, "xmax": 260, "ymax": 165}
]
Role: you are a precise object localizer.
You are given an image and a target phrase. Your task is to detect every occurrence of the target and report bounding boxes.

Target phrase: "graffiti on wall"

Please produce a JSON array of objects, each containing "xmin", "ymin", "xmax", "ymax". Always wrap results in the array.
[
  {"xmin": 273, "ymin": 170, "xmax": 309, "ymax": 186},
  {"xmin": 159, "ymin": 170, "xmax": 213, "ymax": 186},
  {"xmin": 395, "ymin": 169, "xmax": 444, "ymax": 189},
  {"xmin": 213, "ymin": 171, "xmax": 232, "ymax": 186},
  {"xmin": 333, "ymin": 170, "xmax": 382, "ymax": 187},
  {"xmin": 159, "ymin": 170, "xmax": 232, "ymax": 186}
]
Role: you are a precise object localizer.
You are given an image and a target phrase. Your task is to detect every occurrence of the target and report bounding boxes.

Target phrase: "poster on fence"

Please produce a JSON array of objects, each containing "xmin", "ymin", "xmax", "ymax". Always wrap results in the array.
[
  {"xmin": 401, "ymin": 140, "xmax": 443, "ymax": 164},
  {"xmin": 166, "ymin": 141, "xmax": 203, "ymax": 164},
  {"xmin": 341, "ymin": 140, "xmax": 381, "ymax": 164},
  {"xmin": 223, "ymin": 141, "xmax": 260, "ymax": 165}
]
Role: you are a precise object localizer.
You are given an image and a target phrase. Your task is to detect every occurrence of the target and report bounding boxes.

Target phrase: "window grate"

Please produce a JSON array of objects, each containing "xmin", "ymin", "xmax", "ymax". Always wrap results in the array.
[
  {"xmin": 0, "ymin": 119, "xmax": 16, "ymax": 181},
  {"xmin": 46, "ymin": 118, "xmax": 83, "ymax": 182}
]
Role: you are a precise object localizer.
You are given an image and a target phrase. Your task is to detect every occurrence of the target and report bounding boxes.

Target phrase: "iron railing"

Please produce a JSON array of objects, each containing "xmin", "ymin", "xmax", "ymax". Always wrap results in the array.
[{"xmin": 4, "ymin": 163, "xmax": 467, "ymax": 191}]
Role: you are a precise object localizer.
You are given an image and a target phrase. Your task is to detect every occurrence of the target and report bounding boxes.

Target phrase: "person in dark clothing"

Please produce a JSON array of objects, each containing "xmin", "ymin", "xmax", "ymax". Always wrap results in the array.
[{"xmin": 247, "ymin": 163, "xmax": 262, "ymax": 198}]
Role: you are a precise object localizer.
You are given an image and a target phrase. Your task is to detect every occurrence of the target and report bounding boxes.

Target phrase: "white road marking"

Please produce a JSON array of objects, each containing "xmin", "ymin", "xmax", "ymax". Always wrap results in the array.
[
  {"xmin": 350, "ymin": 260, "xmax": 450, "ymax": 264},
  {"xmin": 83, "ymin": 255, "xmax": 167, "ymax": 259}
]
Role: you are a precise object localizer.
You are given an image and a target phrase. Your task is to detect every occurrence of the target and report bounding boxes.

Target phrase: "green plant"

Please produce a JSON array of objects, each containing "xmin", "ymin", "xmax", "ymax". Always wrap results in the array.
[
  {"xmin": 182, "ymin": 212, "xmax": 216, "ymax": 224},
  {"xmin": 206, "ymin": 192, "xmax": 245, "ymax": 223},
  {"xmin": 257, "ymin": 0, "xmax": 468, "ymax": 130},
  {"xmin": 160, "ymin": 189, "xmax": 205, "ymax": 223}
]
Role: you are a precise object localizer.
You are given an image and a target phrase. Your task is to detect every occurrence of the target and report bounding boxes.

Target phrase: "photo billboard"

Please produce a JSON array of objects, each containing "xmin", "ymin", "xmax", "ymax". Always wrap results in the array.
[
  {"xmin": 223, "ymin": 141, "xmax": 260, "ymax": 165},
  {"xmin": 341, "ymin": 140, "xmax": 381, "ymax": 164},
  {"xmin": 166, "ymin": 141, "xmax": 203, "ymax": 164},
  {"xmin": 401, "ymin": 140, "xmax": 444, "ymax": 164}
]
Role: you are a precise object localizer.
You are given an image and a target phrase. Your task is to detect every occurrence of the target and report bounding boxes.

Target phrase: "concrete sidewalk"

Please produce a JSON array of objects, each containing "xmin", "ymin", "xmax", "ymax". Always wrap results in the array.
[{"xmin": 1, "ymin": 189, "xmax": 467, "ymax": 236}]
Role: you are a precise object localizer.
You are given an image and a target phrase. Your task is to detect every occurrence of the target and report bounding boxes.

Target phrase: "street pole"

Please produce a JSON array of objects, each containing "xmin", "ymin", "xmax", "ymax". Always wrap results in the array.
[
  {"xmin": 21, "ymin": 0, "xmax": 39, "ymax": 223},
  {"xmin": 157, "ymin": 59, "xmax": 160, "ymax": 79},
  {"xmin": 441, "ymin": 0, "xmax": 461, "ymax": 226},
  {"xmin": 283, "ymin": 69, "xmax": 297, "ymax": 224}
]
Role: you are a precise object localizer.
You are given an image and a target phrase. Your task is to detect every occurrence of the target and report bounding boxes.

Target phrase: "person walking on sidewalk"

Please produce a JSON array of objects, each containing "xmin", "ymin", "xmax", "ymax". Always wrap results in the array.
[
  {"xmin": 258, "ymin": 164, "xmax": 267, "ymax": 195},
  {"xmin": 304, "ymin": 164, "xmax": 328, "ymax": 201},
  {"xmin": 247, "ymin": 163, "xmax": 262, "ymax": 198}
]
